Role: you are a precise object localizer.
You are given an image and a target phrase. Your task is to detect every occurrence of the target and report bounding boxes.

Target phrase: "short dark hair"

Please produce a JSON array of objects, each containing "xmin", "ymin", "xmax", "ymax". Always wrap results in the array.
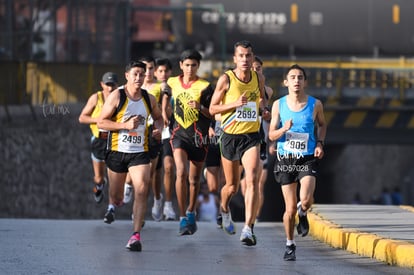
[
  {"xmin": 180, "ymin": 49, "xmax": 202, "ymax": 62},
  {"xmin": 285, "ymin": 64, "xmax": 307, "ymax": 80},
  {"xmin": 234, "ymin": 40, "xmax": 252, "ymax": 51},
  {"xmin": 125, "ymin": 61, "xmax": 147, "ymax": 72},
  {"xmin": 155, "ymin": 58, "xmax": 172, "ymax": 71},
  {"xmin": 254, "ymin": 56, "xmax": 263, "ymax": 65},
  {"xmin": 138, "ymin": 56, "xmax": 155, "ymax": 64}
]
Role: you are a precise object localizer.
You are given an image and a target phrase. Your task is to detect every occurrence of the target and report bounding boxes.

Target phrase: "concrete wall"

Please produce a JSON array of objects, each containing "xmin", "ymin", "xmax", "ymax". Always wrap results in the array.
[
  {"xmin": 322, "ymin": 144, "xmax": 414, "ymax": 205},
  {"xmin": 1, "ymin": 104, "xmax": 413, "ymax": 220},
  {"xmin": 0, "ymin": 104, "xmax": 134, "ymax": 219}
]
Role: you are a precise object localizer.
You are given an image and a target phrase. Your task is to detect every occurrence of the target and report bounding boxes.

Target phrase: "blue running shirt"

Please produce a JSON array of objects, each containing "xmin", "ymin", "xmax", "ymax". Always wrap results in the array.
[{"xmin": 277, "ymin": 95, "xmax": 317, "ymax": 156}]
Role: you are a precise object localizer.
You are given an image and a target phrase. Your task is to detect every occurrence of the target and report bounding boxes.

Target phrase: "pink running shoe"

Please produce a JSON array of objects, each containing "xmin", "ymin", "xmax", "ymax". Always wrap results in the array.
[{"xmin": 126, "ymin": 232, "xmax": 142, "ymax": 251}]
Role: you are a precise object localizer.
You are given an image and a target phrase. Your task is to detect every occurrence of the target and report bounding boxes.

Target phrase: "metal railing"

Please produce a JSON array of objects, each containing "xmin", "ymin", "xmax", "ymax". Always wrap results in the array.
[
  {"xmin": 262, "ymin": 58, "xmax": 414, "ymax": 104},
  {"xmin": 1, "ymin": 59, "xmax": 414, "ymax": 109}
]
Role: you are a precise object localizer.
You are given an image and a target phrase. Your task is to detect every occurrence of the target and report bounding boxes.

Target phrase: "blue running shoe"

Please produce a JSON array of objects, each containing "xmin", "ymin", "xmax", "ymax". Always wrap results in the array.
[
  {"xmin": 186, "ymin": 211, "xmax": 197, "ymax": 235},
  {"xmin": 179, "ymin": 217, "xmax": 191, "ymax": 236},
  {"xmin": 221, "ymin": 210, "xmax": 236, "ymax": 235}
]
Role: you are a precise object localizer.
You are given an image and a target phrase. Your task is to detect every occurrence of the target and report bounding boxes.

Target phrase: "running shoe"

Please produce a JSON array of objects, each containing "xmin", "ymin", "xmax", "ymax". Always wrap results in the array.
[
  {"xmin": 216, "ymin": 213, "xmax": 223, "ymax": 228},
  {"xmin": 163, "ymin": 202, "xmax": 176, "ymax": 221},
  {"xmin": 186, "ymin": 211, "xmax": 197, "ymax": 235},
  {"xmin": 93, "ymin": 180, "xmax": 105, "ymax": 203},
  {"xmin": 123, "ymin": 184, "xmax": 133, "ymax": 204},
  {"xmin": 104, "ymin": 209, "xmax": 115, "ymax": 224},
  {"xmin": 126, "ymin": 232, "xmax": 142, "ymax": 252},
  {"xmin": 240, "ymin": 227, "xmax": 257, "ymax": 246},
  {"xmin": 221, "ymin": 210, "xmax": 236, "ymax": 235},
  {"xmin": 296, "ymin": 202, "xmax": 309, "ymax": 237},
  {"xmin": 151, "ymin": 194, "xmax": 163, "ymax": 221},
  {"xmin": 283, "ymin": 244, "xmax": 296, "ymax": 261},
  {"xmin": 297, "ymin": 214, "xmax": 309, "ymax": 237},
  {"xmin": 179, "ymin": 217, "xmax": 191, "ymax": 236}
]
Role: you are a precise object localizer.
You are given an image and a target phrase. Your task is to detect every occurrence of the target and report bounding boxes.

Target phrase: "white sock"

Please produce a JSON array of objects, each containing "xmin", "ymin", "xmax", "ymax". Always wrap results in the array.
[
  {"xmin": 286, "ymin": 239, "xmax": 296, "ymax": 246},
  {"xmin": 107, "ymin": 204, "xmax": 115, "ymax": 211},
  {"xmin": 165, "ymin": 201, "xmax": 172, "ymax": 207},
  {"xmin": 243, "ymin": 225, "xmax": 251, "ymax": 232}
]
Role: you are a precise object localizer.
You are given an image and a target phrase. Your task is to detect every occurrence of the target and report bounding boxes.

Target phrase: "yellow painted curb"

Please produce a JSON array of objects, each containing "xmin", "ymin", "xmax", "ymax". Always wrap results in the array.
[
  {"xmin": 308, "ymin": 211, "xmax": 414, "ymax": 269},
  {"xmin": 400, "ymin": 205, "xmax": 414, "ymax": 213}
]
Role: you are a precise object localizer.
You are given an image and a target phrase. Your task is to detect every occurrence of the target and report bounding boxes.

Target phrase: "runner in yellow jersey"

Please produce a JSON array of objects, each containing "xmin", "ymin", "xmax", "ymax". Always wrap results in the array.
[
  {"xmin": 168, "ymin": 49, "xmax": 214, "ymax": 236},
  {"xmin": 210, "ymin": 40, "xmax": 266, "ymax": 246},
  {"xmin": 97, "ymin": 61, "xmax": 163, "ymax": 252},
  {"xmin": 240, "ymin": 56, "xmax": 273, "ymax": 224},
  {"xmin": 79, "ymin": 72, "xmax": 118, "ymax": 203}
]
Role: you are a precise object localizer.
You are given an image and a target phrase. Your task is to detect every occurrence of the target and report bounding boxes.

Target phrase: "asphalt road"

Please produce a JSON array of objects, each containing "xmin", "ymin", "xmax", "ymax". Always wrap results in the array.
[{"xmin": 0, "ymin": 219, "xmax": 412, "ymax": 275}]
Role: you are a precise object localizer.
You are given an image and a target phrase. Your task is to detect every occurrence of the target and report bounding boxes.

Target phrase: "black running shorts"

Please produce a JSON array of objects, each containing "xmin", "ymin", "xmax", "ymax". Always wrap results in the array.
[
  {"xmin": 149, "ymin": 141, "xmax": 162, "ymax": 160},
  {"xmin": 205, "ymin": 143, "xmax": 221, "ymax": 167},
  {"xmin": 273, "ymin": 154, "xmax": 318, "ymax": 185},
  {"xmin": 170, "ymin": 136, "xmax": 207, "ymax": 162},
  {"xmin": 162, "ymin": 138, "xmax": 173, "ymax": 158},
  {"xmin": 219, "ymin": 132, "xmax": 260, "ymax": 161},
  {"xmin": 105, "ymin": 151, "xmax": 150, "ymax": 173},
  {"xmin": 91, "ymin": 136, "xmax": 107, "ymax": 161}
]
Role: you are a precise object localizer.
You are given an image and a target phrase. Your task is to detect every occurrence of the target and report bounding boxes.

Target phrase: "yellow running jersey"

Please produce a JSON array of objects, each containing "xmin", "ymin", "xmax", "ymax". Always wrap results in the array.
[
  {"xmin": 168, "ymin": 76, "xmax": 210, "ymax": 129},
  {"xmin": 221, "ymin": 70, "xmax": 261, "ymax": 134},
  {"xmin": 146, "ymin": 82, "xmax": 162, "ymax": 103},
  {"xmin": 90, "ymin": 91, "xmax": 104, "ymax": 138},
  {"xmin": 108, "ymin": 89, "xmax": 152, "ymax": 153},
  {"xmin": 145, "ymin": 83, "xmax": 162, "ymax": 126}
]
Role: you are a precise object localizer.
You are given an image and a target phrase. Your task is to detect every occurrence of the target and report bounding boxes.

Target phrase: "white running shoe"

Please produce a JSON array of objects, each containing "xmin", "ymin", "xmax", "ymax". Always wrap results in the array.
[
  {"xmin": 151, "ymin": 194, "xmax": 163, "ymax": 221},
  {"xmin": 240, "ymin": 226, "xmax": 256, "ymax": 246},
  {"xmin": 221, "ymin": 209, "xmax": 236, "ymax": 235},
  {"xmin": 123, "ymin": 183, "xmax": 133, "ymax": 204},
  {"xmin": 163, "ymin": 202, "xmax": 176, "ymax": 220}
]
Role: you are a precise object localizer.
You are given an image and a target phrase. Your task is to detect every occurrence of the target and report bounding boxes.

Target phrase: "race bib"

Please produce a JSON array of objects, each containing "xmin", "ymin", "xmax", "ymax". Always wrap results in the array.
[
  {"xmin": 283, "ymin": 132, "xmax": 309, "ymax": 153},
  {"xmin": 235, "ymin": 102, "xmax": 257, "ymax": 122},
  {"xmin": 120, "ymin": 129, "xmax": 144, "ymax": 146},
  {"xmin": 118, "ymin": 125, "xmax": 146, "ymax": 152}
]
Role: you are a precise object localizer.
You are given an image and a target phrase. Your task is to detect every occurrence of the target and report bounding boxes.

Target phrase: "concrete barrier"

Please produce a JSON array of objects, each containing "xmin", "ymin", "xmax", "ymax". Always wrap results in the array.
[{"xmin": 308, "ymin": 205, "xmax": 414, "ymax": 269}]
